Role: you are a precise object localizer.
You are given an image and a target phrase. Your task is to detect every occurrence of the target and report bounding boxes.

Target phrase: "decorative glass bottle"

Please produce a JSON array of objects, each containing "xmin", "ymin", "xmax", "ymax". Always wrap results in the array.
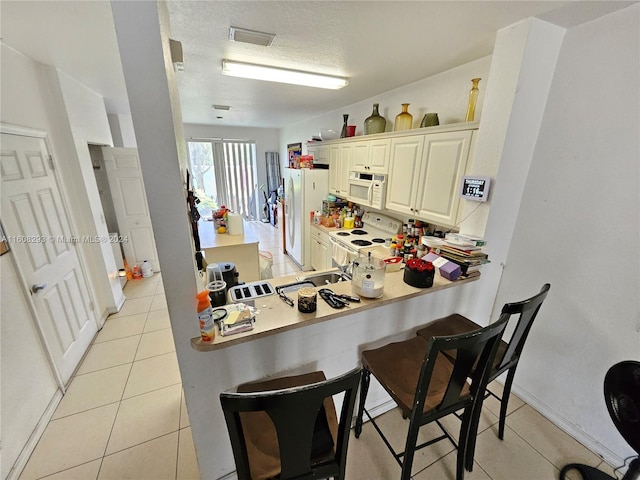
[
  {"xmin": 340, "ymin": 114, "xmax": 349, "ymax": 138},
  {"xmin": 394, "ymin": 103, "xmax": 413, "ymax": 131},
  {"xmin": 364, "ymin": 103, "xmax": 386, "ymax": 135},
  {"xmin": 465, "ymin": 78, "xmax": 481, "ymax": 122},
  {"xmin": 420, "ymin": 113, "xmax": 439, "ymax": 128}
]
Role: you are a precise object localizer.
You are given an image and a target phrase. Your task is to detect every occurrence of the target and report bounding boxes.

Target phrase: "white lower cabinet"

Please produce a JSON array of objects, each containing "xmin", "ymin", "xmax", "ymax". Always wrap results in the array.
[
  {"xmin": 386, "ymin": 130, "xmax": 474, "ymax": 228},
  {"xmin": 310, "ymin": 226, "xmax": 333, "ymax": 271}
]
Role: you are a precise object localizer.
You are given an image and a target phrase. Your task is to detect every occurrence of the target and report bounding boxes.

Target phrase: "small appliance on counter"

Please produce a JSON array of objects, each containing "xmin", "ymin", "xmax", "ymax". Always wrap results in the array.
[
  {"xmin": 206, "ymin": 262, "xmax": 241, "ymax": 305},
  {"xmin": 351, "ymin": 252, "xmax": 386, "ymax": 298}
]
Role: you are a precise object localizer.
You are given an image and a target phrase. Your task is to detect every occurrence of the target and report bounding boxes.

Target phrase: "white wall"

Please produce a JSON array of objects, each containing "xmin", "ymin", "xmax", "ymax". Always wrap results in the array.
[
  {"xmin": 55, "ymin": 70, "xmax": 125, "ymax": 316},
  {"xmin": 492, "ymin": 4, "xmax": 639, "ymax": 465},
  {"xmin": 1, "ymin": 255, "xmax": 59, "ymax": 480},
  {"xmin": 183, "ymin": 123, "xmax": 280, "ymax": 203},
  {"xmin": 281, "ymin": 56, "xmax": 491, "ymax": 167}
]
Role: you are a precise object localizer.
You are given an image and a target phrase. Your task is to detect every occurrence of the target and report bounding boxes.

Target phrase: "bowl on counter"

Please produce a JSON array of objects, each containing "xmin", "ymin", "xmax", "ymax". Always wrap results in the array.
[{"xmin": 319, "ymin": 129, "xmax": 339, "ymax": 140}]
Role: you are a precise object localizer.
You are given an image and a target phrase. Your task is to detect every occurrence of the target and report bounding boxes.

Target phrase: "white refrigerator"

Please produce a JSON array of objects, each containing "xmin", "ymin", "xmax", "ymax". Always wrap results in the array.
[{"xmin": 283, "ymin": 168, "xmax": 329, "ymax": 270}]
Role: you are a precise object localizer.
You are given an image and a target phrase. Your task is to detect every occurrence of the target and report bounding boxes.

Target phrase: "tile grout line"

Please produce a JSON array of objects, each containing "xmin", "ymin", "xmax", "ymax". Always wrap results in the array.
[{"xmin": 95, "ymin": 325, "xmax": 145, "ymax": 480}]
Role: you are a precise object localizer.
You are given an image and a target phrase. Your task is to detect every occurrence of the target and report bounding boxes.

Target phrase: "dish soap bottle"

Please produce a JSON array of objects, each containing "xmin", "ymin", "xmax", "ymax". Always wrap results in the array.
[{"xmin": 196, "ymin": 290, "xmax": 215, "ymax": 342}]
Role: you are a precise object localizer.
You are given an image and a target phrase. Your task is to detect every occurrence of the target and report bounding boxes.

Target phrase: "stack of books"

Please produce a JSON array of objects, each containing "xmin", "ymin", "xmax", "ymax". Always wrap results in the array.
[{"xmin": 437, "ymin": 234, "xmax": 489, "ymax": 279}]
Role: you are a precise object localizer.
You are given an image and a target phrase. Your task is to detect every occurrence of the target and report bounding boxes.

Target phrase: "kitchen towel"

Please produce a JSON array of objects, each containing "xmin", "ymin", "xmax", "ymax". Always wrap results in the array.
[
  {"xmin": 227, "ymin": 213, "xmax": 244, "ymax": 235},
  {"xmin": 332, "ymin": 241, "xmax": 349, "ymax": 267}
]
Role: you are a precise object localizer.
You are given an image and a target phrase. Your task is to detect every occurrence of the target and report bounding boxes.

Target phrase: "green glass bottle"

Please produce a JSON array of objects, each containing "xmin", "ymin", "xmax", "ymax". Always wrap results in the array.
[{"xmin": 364, "ymin": 103, "xmax": 386, "ymax": 135}]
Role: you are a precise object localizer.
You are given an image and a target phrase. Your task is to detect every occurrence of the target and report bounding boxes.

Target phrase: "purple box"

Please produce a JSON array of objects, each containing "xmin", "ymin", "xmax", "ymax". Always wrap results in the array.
[{"xmin": 423, "ymin": 252, "xmax": 462, "ymax": 281}]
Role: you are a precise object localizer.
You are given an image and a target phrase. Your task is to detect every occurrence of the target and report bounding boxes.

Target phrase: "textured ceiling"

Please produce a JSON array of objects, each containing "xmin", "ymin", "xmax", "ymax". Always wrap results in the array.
[{"xmin": 1, "ymin": 1, "xmax": 629, "ymax": 129}]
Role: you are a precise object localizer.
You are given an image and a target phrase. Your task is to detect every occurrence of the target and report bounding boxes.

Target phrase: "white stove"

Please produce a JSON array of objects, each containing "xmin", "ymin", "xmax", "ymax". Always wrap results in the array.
[{"xmin": 328, "ymin": 212, "xmax": 401, "ymax": 261}]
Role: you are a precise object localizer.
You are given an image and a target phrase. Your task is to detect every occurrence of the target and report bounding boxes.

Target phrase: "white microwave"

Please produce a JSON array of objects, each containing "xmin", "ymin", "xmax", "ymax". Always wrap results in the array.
[{"xmin": 348, "ymin": 172, "xmax": 386, "ymax": 210}]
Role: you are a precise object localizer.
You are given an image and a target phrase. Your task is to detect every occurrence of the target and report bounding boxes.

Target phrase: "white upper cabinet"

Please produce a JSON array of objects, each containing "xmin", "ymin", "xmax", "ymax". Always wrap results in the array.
[
  {"xmin": 307, "ymin": 145, "xmax": 329, "ymax": 165},
  {"xmin": 351, "ymin": 141, "xmax": 370, "ymax": 172},
  {"xmin": 328, "ymin": 144, "xmax": 351, "ymax": 197},
  {"xmin": 386, "ymin": 130, "xmax": 474, "ymax": 228},
  {"xmin": 386, "ymin": 135, "xmax": 425, "ymax": 215},
  {"xmin": 315, "ymin": 122, "xmax": 478, "ymax": 221},
  {"xmin": 349, "ymin": 138, "xmax": 390, "ymax": 174}
]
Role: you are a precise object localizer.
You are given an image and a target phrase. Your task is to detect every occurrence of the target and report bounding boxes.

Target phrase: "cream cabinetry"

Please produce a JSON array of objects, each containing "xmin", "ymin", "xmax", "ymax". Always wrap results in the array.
[
  {"xmin": 328, "ymin": 144, "xmax": 350, "ymax": 197},
  {"xmin": 307, "ymin": 144, "xmax": 329, "ymax": 165},
  {"xmin": 350, "ymin": 138, "xmax": 390, "ymax": 174},
  {"xmin": 386, "ymin": 130, "xmax": 474, "ymax": 228},
  {"xmin": 310, "ymin": 226, "xmax": 333, "ymax": 271}
]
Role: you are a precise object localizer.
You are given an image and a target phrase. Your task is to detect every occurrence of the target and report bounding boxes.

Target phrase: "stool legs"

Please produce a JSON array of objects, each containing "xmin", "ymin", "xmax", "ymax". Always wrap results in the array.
[
  {"xmin": 498, "ymin": 368, "xmax": 517, "ymax": 440},
  {"xmin": 354, "ymin": 369, "xmax": 370, "ymax": 438}
]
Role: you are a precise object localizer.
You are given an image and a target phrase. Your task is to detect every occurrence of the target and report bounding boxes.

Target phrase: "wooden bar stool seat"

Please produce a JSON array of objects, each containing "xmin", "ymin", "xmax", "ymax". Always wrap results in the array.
[{"xmin": 361, "ymin": 336, "xmax": 470, "ymax": 418}]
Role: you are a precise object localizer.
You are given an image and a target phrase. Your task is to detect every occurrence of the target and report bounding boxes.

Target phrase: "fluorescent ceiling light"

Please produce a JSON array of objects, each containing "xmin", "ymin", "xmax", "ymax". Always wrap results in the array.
[{"xmin": 221, "ymin": 60, "xmax": 348, "ymax": 90}]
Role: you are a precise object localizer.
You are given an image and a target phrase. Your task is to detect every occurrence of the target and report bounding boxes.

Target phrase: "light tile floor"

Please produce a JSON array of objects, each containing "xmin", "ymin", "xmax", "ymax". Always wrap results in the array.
[{"xmin": 19, "ymin": 222, "xmax": 617, "ymax": 479}]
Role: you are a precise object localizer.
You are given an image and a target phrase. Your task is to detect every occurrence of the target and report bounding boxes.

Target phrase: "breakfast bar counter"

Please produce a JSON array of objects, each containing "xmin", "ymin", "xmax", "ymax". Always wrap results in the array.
[
  {"xmin": 191, "ymin": 269, "xmax": 479, "ymax": 351},
  {"xmin": 185, "ymin": 267, "xmax": 482, "ymax": 479}
]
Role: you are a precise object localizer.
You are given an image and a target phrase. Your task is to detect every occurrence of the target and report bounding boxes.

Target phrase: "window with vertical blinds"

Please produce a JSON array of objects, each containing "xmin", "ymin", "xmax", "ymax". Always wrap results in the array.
[{"xmin": 188, "ymin": 139, "xmax": 258, "ymax": 220}]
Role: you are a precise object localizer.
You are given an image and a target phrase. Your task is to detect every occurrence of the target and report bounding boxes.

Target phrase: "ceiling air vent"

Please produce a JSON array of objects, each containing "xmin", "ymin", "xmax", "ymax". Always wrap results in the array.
[
  {"xmin": 212, "ymin": 105, "xmax": 231, "ymax": 111},
  {"xmin": 229, "ymin": 27, "xmax": 275, "ymax": 47}
]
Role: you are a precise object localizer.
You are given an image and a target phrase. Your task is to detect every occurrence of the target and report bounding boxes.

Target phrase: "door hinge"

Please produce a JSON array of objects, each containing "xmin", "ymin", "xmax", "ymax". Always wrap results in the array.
[{"xmin": 48, "ymin": 155, "xmax": 54, "ymax": 170}]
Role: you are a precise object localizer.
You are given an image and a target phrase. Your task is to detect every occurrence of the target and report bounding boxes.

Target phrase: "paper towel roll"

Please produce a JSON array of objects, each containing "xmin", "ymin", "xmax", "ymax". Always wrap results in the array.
[{"xmin": 227, "ymin": 213, "xmax": 244, "ymax": 235}]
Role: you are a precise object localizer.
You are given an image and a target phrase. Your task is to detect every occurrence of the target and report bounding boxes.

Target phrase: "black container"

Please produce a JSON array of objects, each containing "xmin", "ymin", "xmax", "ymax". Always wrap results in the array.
[
  {"xmin": 207, "ymin": 280, "xmax": 227, "ymax": 307},
  {"xmin": 219, "ymin": 262, "xmax": 239, "ymax": 289}
]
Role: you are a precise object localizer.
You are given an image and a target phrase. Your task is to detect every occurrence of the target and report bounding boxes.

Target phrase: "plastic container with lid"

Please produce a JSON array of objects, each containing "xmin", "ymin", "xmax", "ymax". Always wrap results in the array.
[{"xmin": 344, "ymin": 215, "xmax": 355, "ymax": 229}]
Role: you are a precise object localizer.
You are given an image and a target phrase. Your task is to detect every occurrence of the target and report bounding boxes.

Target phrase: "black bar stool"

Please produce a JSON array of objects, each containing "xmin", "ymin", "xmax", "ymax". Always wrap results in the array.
[
  {"xmin": 354, "ymin": 315, "xmax": 509, "ymax": 480},
  {"xmin": 416, "ymin": 284, "xmax": 550, "ymax": 445},
  {"xmin": 220, "ymin": 367, "xmax": 362, "ymax": 480}
]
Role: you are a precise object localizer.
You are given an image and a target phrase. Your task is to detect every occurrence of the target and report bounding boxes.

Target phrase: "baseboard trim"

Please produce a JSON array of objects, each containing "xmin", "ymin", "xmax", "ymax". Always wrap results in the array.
[
  {"xmin": 509, "ymin": 383, "xmax": 624, "ymax": 470},
  {"xmin": 6, "ymin": 389, "xmax": 63, "ymax": 480}
]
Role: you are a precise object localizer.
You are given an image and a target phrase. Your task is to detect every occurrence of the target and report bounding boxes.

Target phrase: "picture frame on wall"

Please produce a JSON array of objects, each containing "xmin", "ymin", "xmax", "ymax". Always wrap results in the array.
[{"xmin": 287, "ymin": 142, "xmax": 302, "ymax": 168}]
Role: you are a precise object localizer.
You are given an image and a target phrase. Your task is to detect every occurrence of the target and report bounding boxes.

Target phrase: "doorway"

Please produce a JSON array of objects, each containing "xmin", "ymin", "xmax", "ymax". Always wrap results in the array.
[{"xmin": 1, "ymin": 128, "xmax": 97, "ymax": 385}]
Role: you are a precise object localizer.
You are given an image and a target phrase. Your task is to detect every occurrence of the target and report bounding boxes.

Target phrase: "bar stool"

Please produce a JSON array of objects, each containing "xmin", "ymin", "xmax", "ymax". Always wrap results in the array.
[
  {"xmin": 416, "ymin": 284, "xmax": 550, "ymax": 445},
  {"xmin": 220, "ymin": 367, "xmax": 362, "ymax": 480},
  {"xmin": 354, "ymin": 315, "xmax": 509, "ymax": 480}
]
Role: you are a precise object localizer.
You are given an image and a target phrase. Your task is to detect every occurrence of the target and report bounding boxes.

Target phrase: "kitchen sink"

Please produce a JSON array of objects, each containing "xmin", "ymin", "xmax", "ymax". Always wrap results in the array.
[{"xmin": 297, "ymin": 271, "xmax": 351, "ymax": 287}]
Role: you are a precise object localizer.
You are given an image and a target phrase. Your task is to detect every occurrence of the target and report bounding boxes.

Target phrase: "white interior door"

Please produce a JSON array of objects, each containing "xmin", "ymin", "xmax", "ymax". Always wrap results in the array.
[
  {"xmin": 102, "ymin": 147, "xmax": 160, "ymax": 272},
  {"xmin": 1, "ymin": 132, "xmax": 97, "ymax": 384}
]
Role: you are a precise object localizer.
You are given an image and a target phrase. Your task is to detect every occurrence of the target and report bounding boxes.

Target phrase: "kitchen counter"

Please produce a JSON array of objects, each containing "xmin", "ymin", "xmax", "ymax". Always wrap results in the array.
[
  {"xmin": 199, "ymin": 220, "xmax": 261, "ymax": 282},
  {"xmin": 191, "ymin": 268, "xmax": 479, "ymax": 351},
  {"xmin": 185, "ymin": 262, "xmax": 481, "ymax": 479}
]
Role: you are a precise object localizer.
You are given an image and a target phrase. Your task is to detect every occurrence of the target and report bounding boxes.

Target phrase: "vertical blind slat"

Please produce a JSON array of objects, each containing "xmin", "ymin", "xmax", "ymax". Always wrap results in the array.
[{"xmin": 187, "ymin": 140, "xmax": 257, "ymax": 220}]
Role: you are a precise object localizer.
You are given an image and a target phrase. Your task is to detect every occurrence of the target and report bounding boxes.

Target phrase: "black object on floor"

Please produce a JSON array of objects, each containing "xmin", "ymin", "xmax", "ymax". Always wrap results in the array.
[{"xmin": 560, "ymin": 361, "xmax": 640, "ymax": 480}]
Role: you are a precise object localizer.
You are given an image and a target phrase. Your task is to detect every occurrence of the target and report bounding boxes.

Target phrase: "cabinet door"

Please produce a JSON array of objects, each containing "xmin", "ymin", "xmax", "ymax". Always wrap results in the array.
[
  {"xmin": 328, "ymin": 145, "xmax": 341, "ymax": 196},
  {"xmin": 310, "ymin": 237, "xmax": 323, "ymax": 271},
  {"xmin": 351, "ymin": 141, "xmax": 370, "ymax": 172},
  {"xmin": 413, "ymin": 130, "xmax": 473, "ymax": 227},
  {"xmin": 308, "ymin": 145, "xmax": 329, "ymax": 165},
  {"xmin": 368, "ymin": 139, "xmax": 390, "ymax": 174},
  {"xmin": 386, "ymin": 135, "xmax": 424, "ymax": 216},
  {"xmin": 338, "ymin": 144, "xmax": 352, "ymax": 197}
]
